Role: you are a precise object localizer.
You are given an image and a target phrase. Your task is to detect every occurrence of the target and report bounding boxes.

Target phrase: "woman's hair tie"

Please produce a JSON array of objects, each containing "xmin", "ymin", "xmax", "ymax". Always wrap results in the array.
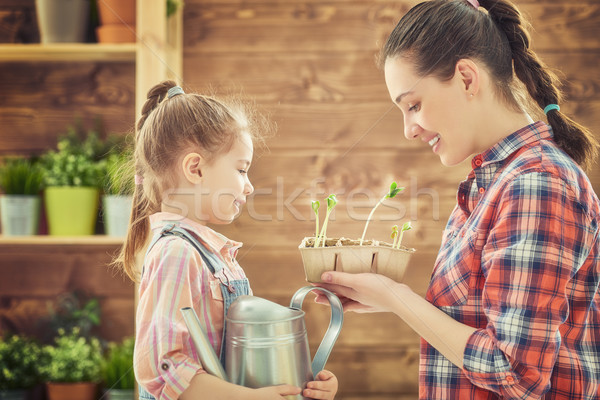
[
  {"xmin": 544, "ymin": 104, "xmax": 560, "ymax": 115},
  {"xmin": 168, "ymin": 86, "xmax": 185, "ymax": 99}
]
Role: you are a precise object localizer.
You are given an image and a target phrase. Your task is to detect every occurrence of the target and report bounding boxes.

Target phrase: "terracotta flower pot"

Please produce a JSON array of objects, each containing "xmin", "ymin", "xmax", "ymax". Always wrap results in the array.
[
  {"xmin": 96, "ymin": 24, "xmax": 136, "ymax": 43},
  {"xmin": 97, "ymin": 0, "xmax": 135, "ymax": 25},
  {"xmin": 299, "ymin": 237, "xmax": 415, "ymax": 283},
  {"xmin": 46, "ymin": 382, "xmax": 97, "ymax": 400}
]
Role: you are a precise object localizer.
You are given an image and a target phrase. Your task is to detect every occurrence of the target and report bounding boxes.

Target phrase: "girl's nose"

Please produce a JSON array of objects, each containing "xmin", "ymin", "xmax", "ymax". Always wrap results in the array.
[{"xmin": 244, "ymin": 180, "xmax": 254, "ymax": 195}]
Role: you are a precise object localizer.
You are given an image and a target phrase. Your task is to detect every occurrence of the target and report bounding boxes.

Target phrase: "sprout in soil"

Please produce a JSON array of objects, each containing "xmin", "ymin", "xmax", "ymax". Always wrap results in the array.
[
  {"xmin": 394, "ymin": 221, "xmax": 412, "ymax": 249},
  {"xmin": 314, "ymin": 194, "xmax": 338, "ymax": 248},
  {"xmin": 359, "ymin": 182, "xmax": 404, "ymax": 245},
  {"xmin": 311, "ymin": 200, "xmax": 320, "ymax": 242}
]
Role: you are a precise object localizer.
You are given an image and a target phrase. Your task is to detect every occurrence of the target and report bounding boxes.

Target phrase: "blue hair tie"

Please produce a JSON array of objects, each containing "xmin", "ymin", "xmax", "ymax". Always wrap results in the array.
[
  {"xmin": 543, "ymin": 104, "xmax": 560, "ymax": 115},
  {"xmin": 168, "ymin": 86, "xmax": 185, "ymax": 99}
]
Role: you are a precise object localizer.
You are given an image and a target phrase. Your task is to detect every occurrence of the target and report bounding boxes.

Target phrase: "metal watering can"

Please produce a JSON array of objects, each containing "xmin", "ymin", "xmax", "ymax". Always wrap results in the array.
[{"xmin": 181, "ymin": 286, "xmax": 343, "ymax": 399}]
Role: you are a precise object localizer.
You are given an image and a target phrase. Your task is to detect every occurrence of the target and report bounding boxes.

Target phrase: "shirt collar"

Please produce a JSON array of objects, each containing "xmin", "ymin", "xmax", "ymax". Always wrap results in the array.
[
  {"xmin": 471, "ymin": 121, "xmax": 552, "ymax": 169},
  {"xmin": 149, "ymin": 212, "xmax": 243, "ymax": 254}
]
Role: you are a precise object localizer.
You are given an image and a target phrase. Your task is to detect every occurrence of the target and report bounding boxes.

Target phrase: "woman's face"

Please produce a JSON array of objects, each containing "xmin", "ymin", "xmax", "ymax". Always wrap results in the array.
[
  {"xmin": 197, "ymin": 132, "xmax": 255, "ymax": 224},
  {"xmin": 384, "ymin": 56, "xmax": 477, "ymax": 166}
]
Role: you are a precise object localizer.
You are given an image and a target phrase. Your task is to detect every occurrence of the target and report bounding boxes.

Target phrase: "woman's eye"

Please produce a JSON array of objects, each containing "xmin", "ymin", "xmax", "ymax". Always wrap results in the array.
[{"xmin": 408, "ymin": 103, "xmax": 420, "ymax": 112}]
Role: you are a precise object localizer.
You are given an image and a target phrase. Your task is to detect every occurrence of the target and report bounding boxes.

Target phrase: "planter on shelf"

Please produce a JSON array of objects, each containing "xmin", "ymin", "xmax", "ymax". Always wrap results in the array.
[
  {"xmin": 45, "ymin": 186, "xmax": 99, "ymax": 236},
  {"xmin": 0, "ymin": 157, "xmax": 44, "ymax": 236},
  {"xmin": 46, "ymin": 382, "xmax": 97, "ymax": 400},
  {"xmin": 102, "ymin": 389, "xmax": 134, "ymax": 400},
  {"xmin": 299, "ymin": 184, "xmax": 416, "ymax": 283},
  {"xmin": 35, "ymin": 0, "xmax": 90, "ymax": 43},
  {"xmin": 96, "ymin": 0, "xmax": 135, "ymax": 43},
  {"xmin": 0, "ymin": 390, "xmax": 27, "ymax": 400},
  {"xmin": 102, "ymin": 195, "xmax": 131, "ymax": 236},
  {"xmin": 102, "ymin": 138, "xmax": 134, "ymax": 237}
]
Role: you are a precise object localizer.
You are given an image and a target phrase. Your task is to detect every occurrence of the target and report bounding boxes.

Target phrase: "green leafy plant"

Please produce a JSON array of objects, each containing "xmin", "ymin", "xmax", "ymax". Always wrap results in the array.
[
  {"xmin": 0, "ymin": 334, "xmax": 44, "ymax": 390},
  {"xmin": 44, "ymin": 292, "xmax": 101, "ymax": 342},
  {"xmin": 103, "ymin": 145, "xmax": 134, "ymax": 196},
  {"xmin": 40, "ymin": 328, "xmax": 102, "ymax": 383},
  {"xmin": 314, "ymin": 194, "xmax": 338, "ymax": 248},
  {"xmin": 359, "ymin": 182, "xmax": 404, "ymax": 245},
  {"xmin": 167, "ymin": 0, "xmax": 182, "ymax": 17},
  {"xmin": 311, "ymin": 200, "xmax": 320, "ymax": 241},
  {"xmin": 0, "ymin": 157, "xmax": 45, "ymax": 195},
  {"xmin": 101, "ymin": 337, "xmax": 135, "ymax": 390}
]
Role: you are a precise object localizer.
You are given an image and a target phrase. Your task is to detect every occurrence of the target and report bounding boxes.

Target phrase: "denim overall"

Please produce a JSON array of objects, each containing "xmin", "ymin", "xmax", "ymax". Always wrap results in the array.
[{"xmin": 138, "ymin": 223, "xmax": 250, "ymax": 400}]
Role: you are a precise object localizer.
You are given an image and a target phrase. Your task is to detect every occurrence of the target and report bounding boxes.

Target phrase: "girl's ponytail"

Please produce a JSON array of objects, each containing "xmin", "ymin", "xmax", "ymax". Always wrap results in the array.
[
  {"xmin": 114, "ymin": 81, "xmax": 178, "ymax": 282},
  {"xmin": 481, "ymin": 0, "xmax": 599, "ymax": 170}
]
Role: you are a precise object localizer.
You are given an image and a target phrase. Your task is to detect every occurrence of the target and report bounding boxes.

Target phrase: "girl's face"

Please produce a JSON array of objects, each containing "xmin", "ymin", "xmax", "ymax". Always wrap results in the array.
[
  {"xmin": 384, "ymin": 56, "xmax": 477, "ymax": 166},
  {"xmin": 197, "ymin": 132, "xmax": 255, "ymax": 224}
]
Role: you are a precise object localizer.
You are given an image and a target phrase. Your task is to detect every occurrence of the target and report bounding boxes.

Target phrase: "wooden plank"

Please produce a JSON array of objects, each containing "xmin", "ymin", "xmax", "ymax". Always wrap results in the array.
[
  {"xmin": 0, "ymin": 44, "xmax": 136, "ymax": 62},
  {"xmin": 182, "ymin": 1, "xmax": 600, "ymax": 53}
]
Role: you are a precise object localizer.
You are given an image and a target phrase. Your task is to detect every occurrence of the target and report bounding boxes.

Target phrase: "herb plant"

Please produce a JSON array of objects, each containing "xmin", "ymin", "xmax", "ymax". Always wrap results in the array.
[
  {"xmin": 0, "ymin": 158, "xmax": 45, "ymax": 195},
  {"xmin": 392, "ymin": 222, "xmax": 412, "ymax": 249},
  {"xmin": 101, "ymin": 337, "xmax": 135, "ymax": 390},
  {"xmin": 360, "ymin": 182, "xmax": 404, "ymax": 245},
  {"xmin": 311, "ymin": 200, "xmax": 320, "ymax": 242},
  {"xmin": 0, "ymin": 334, "xmax": 44, "ymax": 390}
]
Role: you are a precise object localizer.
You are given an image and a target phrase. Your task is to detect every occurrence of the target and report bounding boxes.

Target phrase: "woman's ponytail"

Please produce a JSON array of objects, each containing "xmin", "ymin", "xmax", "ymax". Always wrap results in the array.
[{"xmin": 481, "ymin": 0, "xmax": 599, "ymax": 170}]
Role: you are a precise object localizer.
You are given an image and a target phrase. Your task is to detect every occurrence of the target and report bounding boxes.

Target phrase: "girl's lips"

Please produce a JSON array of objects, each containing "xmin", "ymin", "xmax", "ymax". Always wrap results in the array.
[{"xmin": 428, "ymin": 134, "xmax": 441, "ymax": 147}]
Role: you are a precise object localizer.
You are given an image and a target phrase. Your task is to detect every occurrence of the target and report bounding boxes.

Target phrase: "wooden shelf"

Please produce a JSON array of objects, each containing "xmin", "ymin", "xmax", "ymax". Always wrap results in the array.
[
  {"xmin": 0, "ymin": 235, "xmax": 124, "ymax": 246},
  {"xmin": 0, "ymin": 43, "xmax": 137, "ymax": 62}
]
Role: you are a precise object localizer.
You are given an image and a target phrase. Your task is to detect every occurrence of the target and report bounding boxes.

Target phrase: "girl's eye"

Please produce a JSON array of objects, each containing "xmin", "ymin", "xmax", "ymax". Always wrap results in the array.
[
  {"xmin": 408, "ymin": 103, "xmax": 420, "ymax": 112},
  {"xmin": 238, "ymin": 169, "xmax": 248, "ymax": 174}
]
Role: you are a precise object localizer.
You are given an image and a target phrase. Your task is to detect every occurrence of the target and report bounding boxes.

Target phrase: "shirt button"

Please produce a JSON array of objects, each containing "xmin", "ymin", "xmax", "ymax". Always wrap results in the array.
[
  {"xmin": 505, "ymin": 376, "xmax": 515, "ymax": 384},
  {"xmin": 161, "ymin": 363, "xmax": 169, "ymax": 371},
  {"xmin": 474, "ymin": 158, "xmax": 482, "ymax": 167},
  {"xmin": 478, "ymin": 187, "xmax": 485, "ymax": 194}
]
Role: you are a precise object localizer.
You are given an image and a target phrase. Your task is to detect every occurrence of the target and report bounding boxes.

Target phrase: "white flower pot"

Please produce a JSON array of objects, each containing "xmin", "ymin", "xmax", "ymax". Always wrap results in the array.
[
  {"xmin": 0, "ymin": 195, "xmax": 40, "ymax": 236},
  {"xmin": 299, "ymin": 237, "xmax": 415, "ymax": 283},
  {"xmin": 102, "ymin": 195, "xmax": 132, "ymax": 237}
]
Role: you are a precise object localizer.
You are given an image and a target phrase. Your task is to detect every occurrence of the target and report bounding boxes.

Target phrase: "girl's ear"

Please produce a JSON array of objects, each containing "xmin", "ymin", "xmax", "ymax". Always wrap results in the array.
[
  {"xmin": 455, "ymin": 59, "xmax": 480, "ymax": 97},
  {"xmin": 181, "ymin": 152, "xmax": 204, "ymax": 184}
]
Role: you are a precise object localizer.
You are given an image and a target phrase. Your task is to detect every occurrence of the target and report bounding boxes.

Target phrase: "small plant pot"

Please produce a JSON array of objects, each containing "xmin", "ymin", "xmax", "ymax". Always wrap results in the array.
[
  {"xmin": 299, "ymin": 237, "xmax": 415, "ymax": 283},
  {"xmin": 0, "ymin": 389, "xmax": 28, "ymax": 400},
  {"xmin": 46, "ymin": 382, "xmax": 97, "ymax": 400},
  {"xmin": 96, "ymin": 24, "xmax": 136, "ymax": 43},
  {"xmin": 44, "ymin": 187, "xmax": 99, "ymax": 236},
  {"xmin": 103, "ymin": 388, "xmax": 135, "ymax": 400},
  {"xmin": 102, "ymin": 195, "xmax": 132, "ymax": 236},
  {"xmin": 97, "ymin": 0, "xmax": 135, "ymax": 25},
  {"xmin": 0, "ymin": 195, "xmax": 40, "ymax": 236},
  {"xmin": 35, "ymin": 0, "xmax": 90, "ymax": 43}
]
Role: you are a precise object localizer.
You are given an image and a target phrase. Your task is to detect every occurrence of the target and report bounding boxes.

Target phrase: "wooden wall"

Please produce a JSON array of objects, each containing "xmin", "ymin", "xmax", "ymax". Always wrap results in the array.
[{"xmin": 1, "ymin": 0, "xmax": 599, "ymax": 398}]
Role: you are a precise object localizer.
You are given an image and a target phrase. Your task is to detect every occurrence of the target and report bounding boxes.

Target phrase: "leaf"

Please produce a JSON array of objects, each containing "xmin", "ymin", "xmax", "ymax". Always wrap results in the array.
[
  {"xmin": 311, "ymin": 200, "xmax": 320, "ymax": 214},
  {"xmin": 326, "ymin": 194, "xmax": 338, "ymax": 210},
  {"xmin": 402, "ymin": 221, "xmax": 413, "ymax": 232}
]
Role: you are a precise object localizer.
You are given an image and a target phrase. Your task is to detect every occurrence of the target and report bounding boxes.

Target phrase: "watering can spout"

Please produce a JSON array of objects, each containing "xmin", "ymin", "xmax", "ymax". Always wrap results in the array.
[{"xmin": 180, "ymin": 307, "xmax": 228, "ymax": 381}]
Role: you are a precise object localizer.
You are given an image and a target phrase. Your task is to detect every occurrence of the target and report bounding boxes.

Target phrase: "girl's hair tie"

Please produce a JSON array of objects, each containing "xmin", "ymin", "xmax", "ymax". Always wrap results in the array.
[
  {"xmin": 134, "ymin": 174, "xmax": 144, "ymax": 185},
  {"xmin": 544, "ymin": 104, "xmax": 560, "ymax": 115},
  {"xmin": 466, "ymin": 0, "xmax": 480, "ymax": 9},
  {"xmin": 168, "ymin": 86, "xmax": 185, "ymax": 99}
]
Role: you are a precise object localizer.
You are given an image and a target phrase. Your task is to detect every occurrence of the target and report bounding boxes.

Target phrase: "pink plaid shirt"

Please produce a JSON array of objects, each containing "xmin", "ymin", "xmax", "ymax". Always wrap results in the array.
[
  {"xmin": 421, "ymin": 122, "xmax": 600, "ymax": 399},
  {"xmin": 134, "ymin": 212, "xmax": 251, "ymax": 400}
]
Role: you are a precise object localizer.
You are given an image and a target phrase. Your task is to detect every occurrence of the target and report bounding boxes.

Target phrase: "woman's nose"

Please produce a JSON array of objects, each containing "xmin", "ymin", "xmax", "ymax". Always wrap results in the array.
[{"xmin": 404, "ymin": 118, "xmax": 422, "ymax": 140}]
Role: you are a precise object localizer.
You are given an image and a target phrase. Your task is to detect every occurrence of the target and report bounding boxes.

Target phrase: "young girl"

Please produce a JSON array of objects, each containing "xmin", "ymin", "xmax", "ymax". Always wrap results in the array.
[
  {"xmin": 117, "ymin": 81, "xmax": 338, "ymax": 400},
  {"xmin": 317, "ymin": 0, "xmax": 599, "ymax": 399}
]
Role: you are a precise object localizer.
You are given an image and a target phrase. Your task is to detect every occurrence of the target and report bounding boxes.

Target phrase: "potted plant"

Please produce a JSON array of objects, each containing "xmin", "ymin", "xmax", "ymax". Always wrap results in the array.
[
  {"xmin": 101, "ymin": 337, "xmax": 135, "ymax": 400},
  {"xmin": 40, "ymin": 328, "xmax": 102, "ymax": 400},
  {"xmin": 0, "ymin": 157, "xmax": 44, "ymax": 236},
  {"xmin": 102, "ymin": 142, "xmax": 134, "ymax": 237},
  {"xmin": 35, "ymin": 0, "xmax": 91, "ymax": 43},
  {"xmin": 0, "ymin": 334, "xmax": 44, "ymax": 400},
  {"xmin": 42, "ymin": 124, "xmax": 106, "ymax": 236},
  {"xmin": 299, "ymin": 182, "xmax": 416, "ymax": 283}
]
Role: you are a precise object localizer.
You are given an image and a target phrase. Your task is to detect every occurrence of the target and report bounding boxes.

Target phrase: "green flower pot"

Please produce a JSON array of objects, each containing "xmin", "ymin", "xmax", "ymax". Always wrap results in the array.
[
  {"xmin": 0, "ymin": 390, "xmax": 28, "ymax": 400},
  {"xmin": 44, "ymin": 187, "xmax": 99, "ymax": 236}
]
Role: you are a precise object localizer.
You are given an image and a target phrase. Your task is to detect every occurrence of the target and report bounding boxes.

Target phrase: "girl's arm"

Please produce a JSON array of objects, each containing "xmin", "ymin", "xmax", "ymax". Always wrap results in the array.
[
  {"xmin": 316, "ymin": 272, "xmax": 475, "ymax": 368},
  {"xmin": 180, "ymin": 373, "xmax": 301, "ymax": 400}
]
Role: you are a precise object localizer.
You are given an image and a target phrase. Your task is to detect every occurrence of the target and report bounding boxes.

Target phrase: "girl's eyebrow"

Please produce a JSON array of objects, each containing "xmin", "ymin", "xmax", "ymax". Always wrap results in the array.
[
  {"xmin": 239, "ymin": 159, "xmax": 251, "ymax": 167},
  {"xmin": 395, "ymin": 91, "xmax": 414, "ymax": 104}
]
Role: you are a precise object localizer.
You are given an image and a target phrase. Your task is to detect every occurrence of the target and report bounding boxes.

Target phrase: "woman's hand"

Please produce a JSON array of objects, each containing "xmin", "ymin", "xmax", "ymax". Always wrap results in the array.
[
  {"xmin": 314, "ymin": 271, "xmax": 411, "ymax": 313},
  {"xmin": 303, "ymin": 370, "xmax": 338, "ymax": 399}
]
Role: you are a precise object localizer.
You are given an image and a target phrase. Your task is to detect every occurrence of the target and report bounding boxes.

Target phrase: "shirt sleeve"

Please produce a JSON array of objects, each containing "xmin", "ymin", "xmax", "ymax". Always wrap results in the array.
[
  {"xmin": 135, "ymin": 237, "xmax": 208, "ymax": 400},
  {"xmin": 462, "ymin": 172, "xmax": 595, "ymax": 398}
]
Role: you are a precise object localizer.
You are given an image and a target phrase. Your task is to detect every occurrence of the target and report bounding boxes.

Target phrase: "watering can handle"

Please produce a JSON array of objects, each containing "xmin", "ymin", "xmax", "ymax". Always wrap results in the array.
[{"xmin": 289, "ymin": 286, "xmax": 344, "ymax": 375}]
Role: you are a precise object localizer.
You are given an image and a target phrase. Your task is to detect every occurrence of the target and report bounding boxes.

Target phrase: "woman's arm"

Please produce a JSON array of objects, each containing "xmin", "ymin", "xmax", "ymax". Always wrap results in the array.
[{"xmin": 317, "ymin": 272, "xmax": 475, "ymax": 368}]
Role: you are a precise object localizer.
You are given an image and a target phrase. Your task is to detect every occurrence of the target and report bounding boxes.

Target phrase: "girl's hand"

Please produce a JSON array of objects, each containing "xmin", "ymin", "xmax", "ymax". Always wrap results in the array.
[
  {"xmin": 314, "ymin": 271, "xmax": 410, "ymax": 313},
  {"xmin": 252, "ymin": 384, "xmax": 302, "ymax": 399},
  {"xmin": 303, "ymin": 370, "xmax": 338, "ymax": 400}
]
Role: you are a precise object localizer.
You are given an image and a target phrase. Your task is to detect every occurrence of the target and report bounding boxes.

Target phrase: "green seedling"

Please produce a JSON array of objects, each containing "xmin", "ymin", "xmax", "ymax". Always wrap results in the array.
[
  {"xmin": 395, "ymin": 221, "xmax": 413, "ymax": 249},
  {"xmin": 311, "ymin": 200, "xmax": 320, "ymax": 241},
  {"xmin": 314, "ymin": 194, "xmax": 338, "ymax": 248},
  {"xmin": 360, "ymin": 182, "xmax": 404, "ymax": 245}
]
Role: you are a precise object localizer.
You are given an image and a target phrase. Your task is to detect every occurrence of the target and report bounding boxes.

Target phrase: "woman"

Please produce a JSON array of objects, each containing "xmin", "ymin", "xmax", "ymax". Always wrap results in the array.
[{"xmin": 317, "ymin": 0, "xmax": 600, "ymax": 398}]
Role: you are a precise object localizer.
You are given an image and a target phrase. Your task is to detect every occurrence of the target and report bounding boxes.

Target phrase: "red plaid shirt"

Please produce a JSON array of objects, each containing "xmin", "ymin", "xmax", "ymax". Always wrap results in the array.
[{"xmin": 420, "ymin": 121, "xmax": 600, "ymax": 399}]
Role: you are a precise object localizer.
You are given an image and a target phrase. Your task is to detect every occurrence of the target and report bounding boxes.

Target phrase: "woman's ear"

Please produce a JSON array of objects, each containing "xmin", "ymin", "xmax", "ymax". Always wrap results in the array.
[
  {"xmin": 455, "ymin": 59, "xmax": 480, "ymax": 97},
  {"xmin": 181, "ymin": 152, "xmax": 204, "ymax": 184}
]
